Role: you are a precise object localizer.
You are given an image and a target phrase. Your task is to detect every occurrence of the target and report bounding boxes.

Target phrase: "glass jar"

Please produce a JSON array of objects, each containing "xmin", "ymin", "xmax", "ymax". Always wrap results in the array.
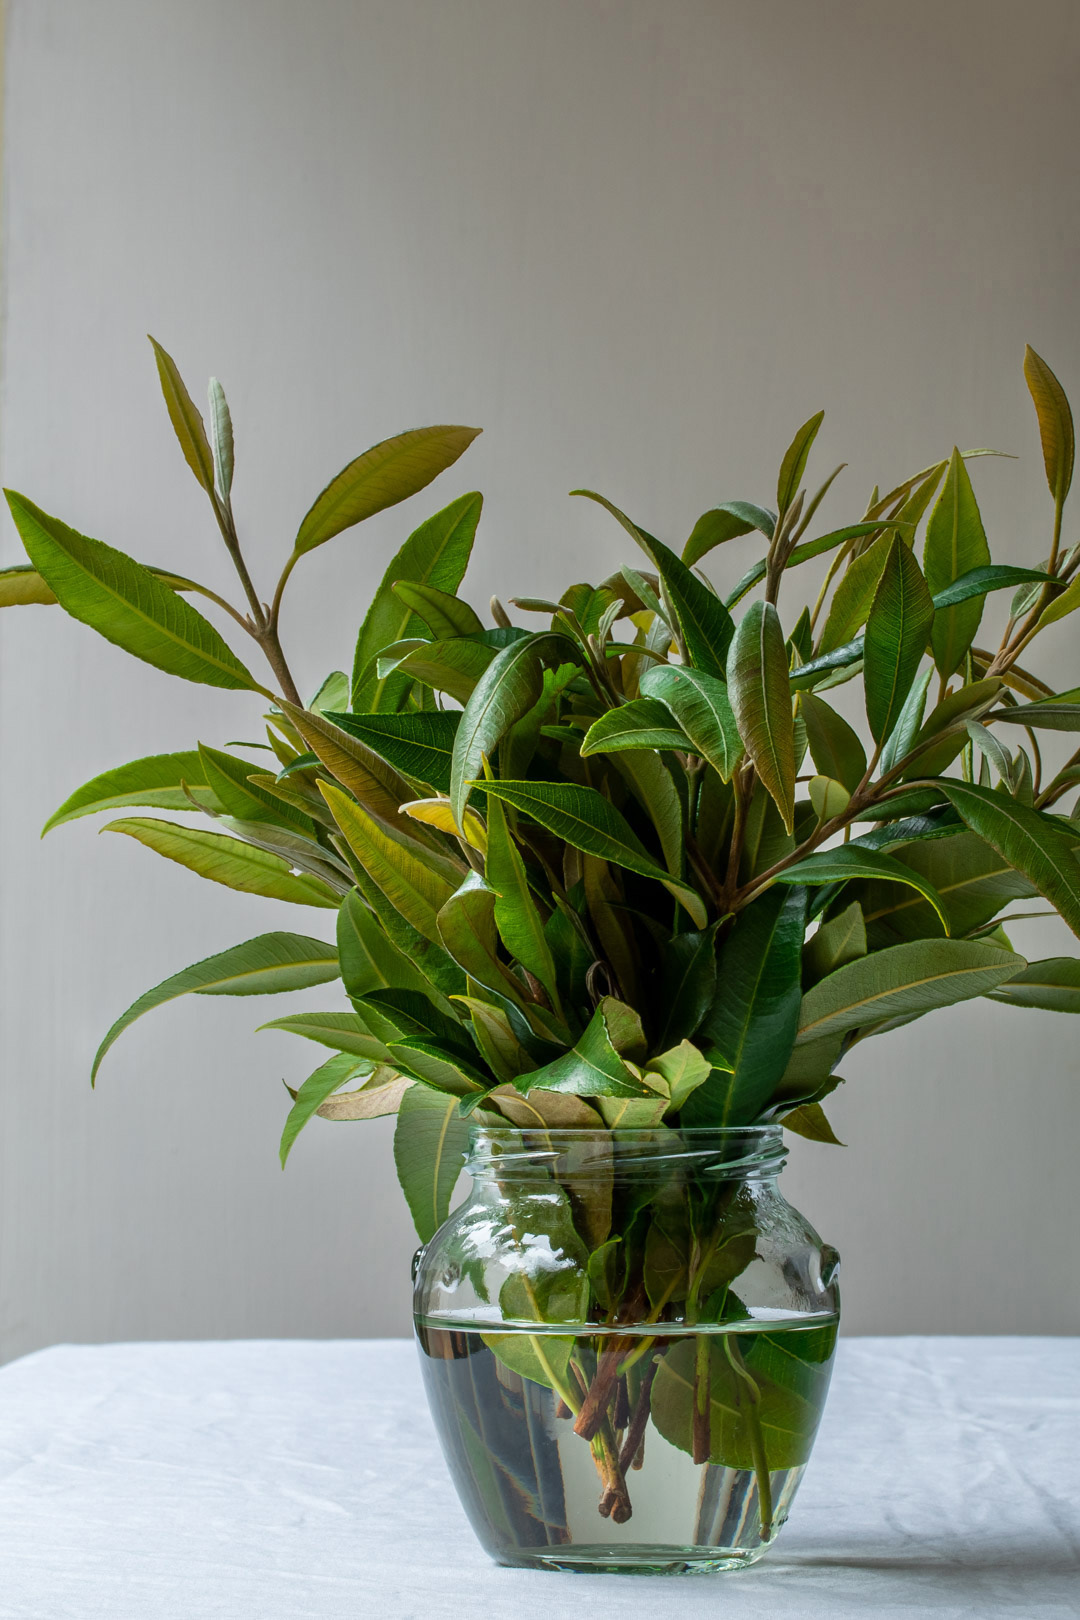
[{"xmin": 413, "ymin": 1124, "xmax": 840, "ymax": 1575}]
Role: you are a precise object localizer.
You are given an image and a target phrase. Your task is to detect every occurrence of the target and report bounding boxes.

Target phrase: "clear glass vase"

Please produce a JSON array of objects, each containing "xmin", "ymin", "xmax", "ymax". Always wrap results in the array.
[{"xmin": 413, "ymin": 1124, "xmax": 840, "ymax": 1575}]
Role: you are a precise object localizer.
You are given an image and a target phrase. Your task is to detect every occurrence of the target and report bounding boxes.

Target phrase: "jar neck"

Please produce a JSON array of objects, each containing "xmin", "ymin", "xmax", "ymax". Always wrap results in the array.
[{"xmin": 465, "ymin": 1124, "xmax": 786, "ymax": 1188}]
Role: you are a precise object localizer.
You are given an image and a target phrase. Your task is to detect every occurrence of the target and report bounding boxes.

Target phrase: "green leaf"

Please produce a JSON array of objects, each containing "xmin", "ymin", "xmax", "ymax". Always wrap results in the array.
[
  {"xmin": 818, "ymin": 531, "xmax": 892, "ymax": 654},
  {"xmin": 937, "ymin": 781, "xmax": 1080, "ymax": 940},
  {"xmin": 449, "ymin": 632, "xmax": 578, "ymax": 829},
  {"xmin": 990, "ymin": 694, "xmax": 1080, "ymax": 731},
  {"xmin": 802, "ymin": 901, "xmax": 866, "ymax": 982},
  {"xmin": 725, "ymin": 523, "xmax": 898, "ymax": 613},
  {"xmin": 485, "ymin": 794, "xmax": 561, "ymax": 1008},
  {"xmin": 929, "ymin": 564, "xmax": 1052, "ymax": 611},
  {"xmin": 726, "ymin": 600, "xmax": 796, "ymax": 832},
  {"xmin": 1035, "ymin": 572, "xmax": 1080, "ymax": 632},
  {"xmin": 198, "ymin": 743, "xmax": 314, "ymax": 833},
  {"xmin": 639, "ymin": 664, "xmax": 742, "ymax": 781},
  {"xmin": 1024, "ymin": 345, "xmax": 1074, "ymax": 507},
  {"xmin": 572, "ymin": 490, "xmax": 733, "ymax": 675},
  {"xmin": 207, "ymin": 377, "xmax": 234, "ymax": 500},
  {"xmin": 644, "ymin": 1040, "xmax": 711, "ymax": 1110},
  {"xmin": 478, "ymin": 778, "xmax": 708, "ymax": 927},
  {"xmin": 687, "ymin": 887, "xmax": 807, "ymax": 1125},
  {"xmin": 325, "ymin": 710, "xmax": 460, "ymax": 792},
  {"xmin": 863, "ymin": 534, "xmax": 935, "ymax": 744},
  {"xmin": 148, "ymin": 336, "xmax": 215, "ymax": 497},
  {"xmin": 92, "ymin": 931, "xmax": 339, "ymax": 1082},
  {"xmin": 261, "ymin": 1010, "xmax": 392, "ymax": 1063},
  {"xmin": 42, "ymin": 751, "xmax": 218, "ymax": 834},
  {"xmin": 103, "ymin": 818, "xmax": 338, "ymax": 906},
  {"xmin": 296, "ymin": 427, "xmax": 481, "ymax": 557},
  {"xmin": 390, "ymin": 579, "xmax": 484, "ymax": 640},
  {"xmin": 808, "ymin": 776, "xmax": 850, "ymax": 821},
  {"xmin": 796, "ymin": 938, "xmax": 1024, "ymax": 1046},
  {"xmin": 682, "ymin": 502, "xmax": 776, "ymax": 567},
  {"xmin": 783, "ymin": 1102, "xmax": 844, "ymax": 1145},
  {"xmin": 656, "ymin": 926, "xmax": 719, "ymax": 1048},
  {"xmin": 923, "ymin": 448, "xmax": 992, "ymax": 678},
  {"xmin": 336, "ymin": 887, "xmax": 451, "ymax": 1007},
  {"xmin": 772, "ymin": 845, "xmax": 949, "ymax": 932},
  {"xmin": 0, "ymin": 563, "xmax": 58, "ymax": 605},
  {"xmin": 388, "ymin": 634, "xmax": 506, "ymax": 705},
  {"xmin": 387, "ymin": 1039, "xmax": 488, "ymax": 1096},
  {"xmin": 279, "ymin": 1053, "xmax": 369, "ymax": 1166},
  {"xmin": 436, "ymin": 872, "xmax": 519, "ymax": 1001},
  {"xmin": 280, "ymin": 702, "xmax": 411, "ymax": 826},
  {"xmin": 516, "ymin": 1002, "xmax": 653, "ymax": 1097},
  {"xmin": 799, "ymin": 691, "xmax": 866, "ymax": 792},
  {"xmin": 350, "ymin": 491, "xmax": 483, "ymax": 709},
  {"xmin": 878, "ymin": 669, "xmax": 931, "ymax": 774},
  {"xmin": 853, "ymin": 829, "xmax": 1034, "ymax": 944},
  {"xmin": 788, "ymin": 637, "xmax": 864, "ymax": 693},
  {"xmin": 777, "ymin": 410, "xmax": 824, "ymax": 517},
  {"xmin": 986, "ymin": 956, "xmax": 1080, "ymax": 1012},
  {"xmin": 393, "ymin": 1082, "xmax": 469, "ymax": 1242},
  {"xmin": 323, "ymin": 782, "xmax": 456, "ymax": 942},
  {"xmin": 5, "ymin": 492, "xmax": 260, "ymax": 691},
  {"xmin": 580, "ymin": 698, "xmax": 689, "ymax": 757}
]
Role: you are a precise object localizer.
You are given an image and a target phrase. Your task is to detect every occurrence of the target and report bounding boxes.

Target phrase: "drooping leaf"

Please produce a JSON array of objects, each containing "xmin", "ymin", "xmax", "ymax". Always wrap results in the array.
[
  {"xmin": 478, "ymin": 778, "xmax": 708, "ymax": 927},
  {"xmin": 393, "ymin": 1082, "xmax": 469, "ymax": 1242},
  {"xmin": 776, "ymin": 410, "xmax": 825, "ymax": 518},
  {"xmin": 42, "ymin": 752, "xmax": 219, "ymax": 834},
  {"xmin": 863, "ymin": 534, "xmax": 935, "ymax": 744},
  {"xmin": 937, "ymin": 781, "xmax": 1080, "ymax": 940},
  {"xmin": 989, "ymin": 694, "xmax": 1080, "ymax": 732},
  {"xmin": 796, "ymin": 938, "xmax": 1024, "ymax": 1046},
  {"xmin": 350, "ymin": 491, "xmax": 483, "ymax": 709},
  {"xmin": 450, "ymin": 631, "xmax": 576, "ymax": 829},
  {"xmin": 682, "ymin": 502, "xmax": 776, "ymax": 567},
  {"xmin": 572, "ymin": 490, "xmax": 733, "ymax": 674},
  {"xmin": 923, "ymin": 448, "xmax": 991, "ymax": 678},
  {"xmin": 5, "ymin": 492, "xmax": 260, "ymax": 691},
  {"xmin": 639, "ymin": 664, "xmax": 743, "ymax": 781},
  {"xmin": 799, "ymin": 691, "xmax": 866, "ymax": 792},
  {"xmin": 580, "ymin": 698, "xmax": 689, "ymax": 757},
  {"xmin": 986, "ymin": 956, "xmax": 1080, "ymax": 1012},
  {"xmin": 323, "ymin": 782, "xmax": 457, "ymax": 942},
  {"xmin": 148, "ymin": 336, "xmax": 216, "ymax": 497},
  {"xmin": 772, "ymin": 846, "xmax": 950, "ymax": 932},
  {"xmin": 317, "ymin": 1070, "xmax": 413, "ymax": 1120},
  {"xmin": 279, "ymin": 1053, "xmax": 370, "ymax": 1166},
  {"xmin": 1024, "ymin": 345, "xmax": 1074, "ymax": 507},
  {"xmin": 929, "ymin": 564, "xmax": 1051, "ymax": 611},
  {"xmin": 296, "ymin": 428, "xmax": 480, "ymax": 557},
  {"xmin": 103, "ymin": 818, "xmax": 338, "ymax": 906},
  {"xmin": 726, "ymin": 600, "xmax": 796, "ymax": 832},
  {"xmin": 326, "ymin": 709, "xmax": 460, "ymax": 793},
  {"xmin": 92, "ymin": 931, "xmax": 339, "ymax": 1082},
  {"xmin": 261, "ymin": 1010, "xmax": 393, "ymax": 1064},
  {"xmin": 686, "ymin": 887, "xmax": 807, "ymax": 1125},
  {"xmin": 782, "ymin": 1102, "xmax": 844, "ymax": 1145}
]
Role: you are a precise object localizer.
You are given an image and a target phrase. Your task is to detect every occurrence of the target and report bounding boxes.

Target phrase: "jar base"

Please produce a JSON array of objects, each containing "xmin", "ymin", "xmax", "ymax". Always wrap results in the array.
[{"xmin": 494, "ymin": 1542, "xmax": 771, "ymax": 1575}]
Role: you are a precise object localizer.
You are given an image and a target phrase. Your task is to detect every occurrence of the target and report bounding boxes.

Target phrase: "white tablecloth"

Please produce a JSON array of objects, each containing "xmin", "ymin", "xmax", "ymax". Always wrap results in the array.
[{"xmin": 0, "ymin": 1337, "xmax": 1076, "ymax": 1618}]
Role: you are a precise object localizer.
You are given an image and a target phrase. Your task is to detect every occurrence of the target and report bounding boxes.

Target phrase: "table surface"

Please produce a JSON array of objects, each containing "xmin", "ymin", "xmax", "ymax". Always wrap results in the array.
[{"xmin": 0, "ymin": 1337, "xmax": 1076, "ymax": 1619}]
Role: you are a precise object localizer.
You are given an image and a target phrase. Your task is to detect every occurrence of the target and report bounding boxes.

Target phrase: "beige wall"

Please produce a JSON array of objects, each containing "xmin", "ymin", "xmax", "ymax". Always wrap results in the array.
[{"xmin": 1, "ymin": 0, "xmax": 1079, "ymax": 1360}]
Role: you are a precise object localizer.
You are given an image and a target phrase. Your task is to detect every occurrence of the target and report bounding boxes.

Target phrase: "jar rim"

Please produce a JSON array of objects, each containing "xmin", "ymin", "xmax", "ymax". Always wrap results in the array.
[{"xmin": 465, "ymin": 1122, "xmax": 786, "ymax": 1180}]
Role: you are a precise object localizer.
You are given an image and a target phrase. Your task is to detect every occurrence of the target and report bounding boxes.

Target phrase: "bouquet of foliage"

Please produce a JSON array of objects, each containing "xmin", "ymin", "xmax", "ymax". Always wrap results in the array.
[{"xmin": 5, "ymin": 341, "xmax": 1079, "ymax": 1269}]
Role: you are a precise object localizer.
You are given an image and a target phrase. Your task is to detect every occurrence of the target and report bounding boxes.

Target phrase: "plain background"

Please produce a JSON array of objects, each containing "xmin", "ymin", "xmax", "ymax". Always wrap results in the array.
[{"xmin": 1, "ymin": 0, "xmax": 1078, "ymax": 1363}]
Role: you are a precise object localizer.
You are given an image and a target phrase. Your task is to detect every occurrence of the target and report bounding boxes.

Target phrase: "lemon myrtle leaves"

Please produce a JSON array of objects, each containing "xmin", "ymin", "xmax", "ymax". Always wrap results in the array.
[
  {"xmin": 478, "ymin": 779, "xmax": 708, "ymax": 927},
  {"xmin": 937, "ymin": 782, "xmax": 1080, "ymax": 940},
  {"xmin": 449, "ymin": 631, "xmax": 581, "ymax": 830},
  {"xmin": 92, "ymin": 932, "xmax": 339, "ymax": 1083},
  {"xmin": 639, "ymin": 665, "xmax": 743, "ymax": 781},
  {"xmin": 923, "ymin": 449, "xmax": 991, "ymax": 678},
  {"xmin": 863, "ymin": 535, "xmax": 935, "ymax": 745},
  {"xmin": 1024, "ymin": 346, "xmax": 1074, "ymax": 513},
  {"xmin": 686, "ymin": 887, "xmax": 807, "ymax": 1126},
  {"xmin": 296, "ymin": 427, "xmax": 480, "ymax": 557},
  {"xmin": 5, "ymin": 493, "xmax": 261, "ymax": 692},
  {"xmin": 727, "ymin": 601, "xmax": 796, "ymax": 832}
]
